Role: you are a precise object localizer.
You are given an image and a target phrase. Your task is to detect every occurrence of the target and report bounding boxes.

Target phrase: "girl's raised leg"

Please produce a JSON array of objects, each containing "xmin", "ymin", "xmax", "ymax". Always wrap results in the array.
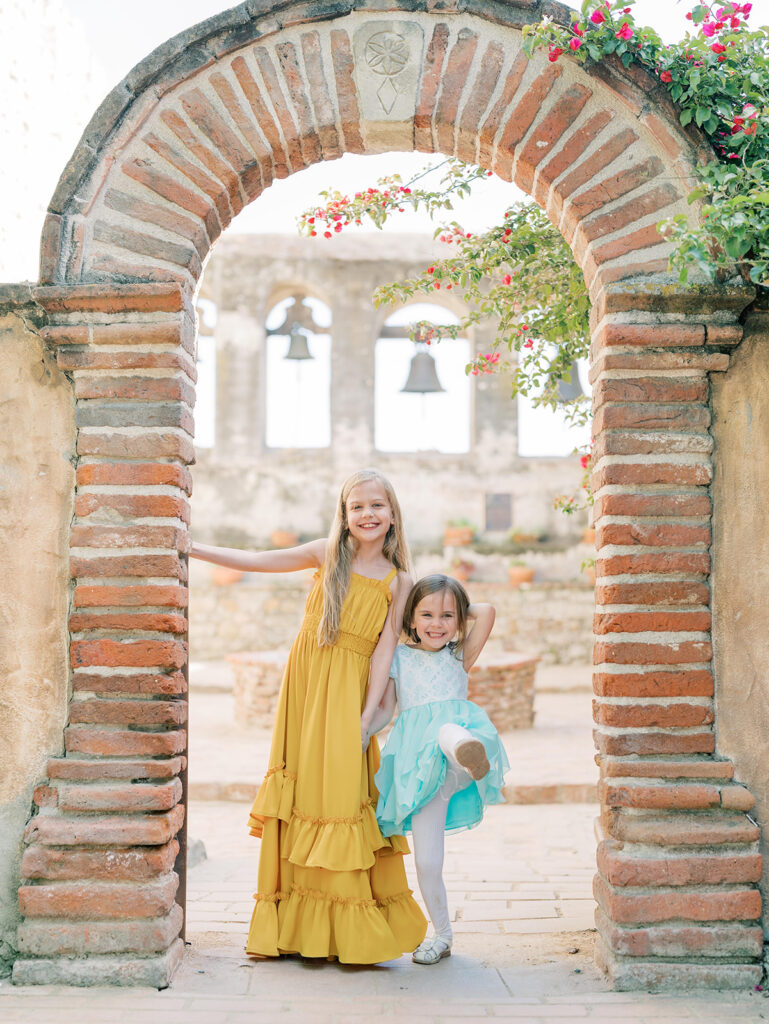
[{"xmin": 438, "ymin": 722, "xmax": 490, "ymax": 781}]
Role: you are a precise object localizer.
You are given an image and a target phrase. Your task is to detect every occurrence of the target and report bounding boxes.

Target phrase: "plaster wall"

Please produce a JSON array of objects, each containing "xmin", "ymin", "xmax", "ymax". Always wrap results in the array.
[
  {"xmin": 0, "ymin": 314, "xmax": 74, "ymax": 970},
  {"xmin": 711, "ymin": 308, "xmax": 769, "ymax": 933}
]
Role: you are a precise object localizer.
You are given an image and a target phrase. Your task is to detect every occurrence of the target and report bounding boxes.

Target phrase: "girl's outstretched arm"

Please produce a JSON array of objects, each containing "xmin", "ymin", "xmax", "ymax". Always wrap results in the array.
[
  {"xmin": 189, "ymin": 538, "xmax": 326, "ymax": 574},
  {"xmin": 462, "ymin": 602, "xmax": 495, "ymax": 671},
  {"xmin": 361, "ymin": 571, "xmax": 412, "ymax": 741}
]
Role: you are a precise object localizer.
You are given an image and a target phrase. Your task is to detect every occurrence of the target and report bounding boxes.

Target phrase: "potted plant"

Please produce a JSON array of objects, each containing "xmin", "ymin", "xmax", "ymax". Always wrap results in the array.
[
  {"xmin": 582, "ymin": 557, "xmax": 596, "ymax": 585},
  {"xmin": 451, "ymin": 557, "xmax": 475, "ymax": 583},
  {"xmin": 507, "ymin": 560, "xmax": 535, "ymax": 587},
  {"xmin": 510, "ymin": 527, "xmax": 544, "ymax": 546},
  {"xmin": 443, "ymin": 518, "xmax": 476, "ymax": 547},
  {"xmin": 271, "ymin": 529, "xmax": 300, "ymax": 548},
  {"xmin": 210, "ymin": 565, "xmax": 245, "ymax": 586}
]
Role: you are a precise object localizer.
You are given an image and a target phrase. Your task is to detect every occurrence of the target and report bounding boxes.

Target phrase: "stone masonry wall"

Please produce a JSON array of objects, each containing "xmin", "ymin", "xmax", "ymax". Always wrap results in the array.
[
  {"xmin": 192, "ymin": 234, "xmax": 586, "ymax": 549},
  {"xmin": 188, "ymin": 568, "xmax": 595, "ymax": 665}
]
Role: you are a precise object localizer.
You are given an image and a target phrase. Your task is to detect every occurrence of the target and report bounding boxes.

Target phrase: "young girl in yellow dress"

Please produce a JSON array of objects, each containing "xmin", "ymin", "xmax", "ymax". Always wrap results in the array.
[{"xmin": 190, "ymin": 469, "xmax": 427, "ymax": 963}]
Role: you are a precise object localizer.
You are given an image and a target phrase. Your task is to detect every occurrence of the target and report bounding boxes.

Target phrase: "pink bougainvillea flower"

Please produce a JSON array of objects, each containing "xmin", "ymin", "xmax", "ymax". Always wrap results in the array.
[
  {"xmin": 717, "ymin": 53, "xmax": 727, "ymax": 61},
  {"xmin": 548, "ymin": 45, "xmax": 564, "ymax": 61},
  {"xmin": 589, "ymin": 9, "xmax": 605, "ymax": 23},
  {"xmin": 660, "ymin": 70, "xmax": 673, "ymax": 82},
  {"xmin": 570, "ymin": 36, "xmax": 583, "ymax": 50},
  {"xmin": 502, "ymin": 274, "xmax": 512, "ymax": 285},
  {"xmin": 580, "ymin": 455, "xmax": 590, "ymax": 469},
  {"xmin": 702, "ymin": 20, "xmax": 716, "ymax": 36},
  {"xmin": 616, "ymin": 22, "xmax": 633, "ymax": 39},
  {"xmin": 323, "ymin": 231, "xmax": 332, "ymax": 239},
  {"xmin": 744, "ymin": 122, "xmax": 757, "ymax": 136},
  {"xmin": 523, "ymin": 339, "xmax": 534, "ymax": 350},
  {"xmin": 573, "ymin": 23, "xmax": 584, "ymax": 36},
  {"xmin": 711, "ymin": 41, "xmax": 727, "ymax": 52},
  {"xmin": 743, "ymin": 103, "xmax": 758, "ymax": 119}
]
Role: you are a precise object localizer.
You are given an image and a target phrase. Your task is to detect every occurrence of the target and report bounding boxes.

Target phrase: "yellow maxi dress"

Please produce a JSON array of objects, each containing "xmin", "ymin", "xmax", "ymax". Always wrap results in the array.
[{"xmin": 245, "ymin": 568, "xmax": 427, "ymax": 962}]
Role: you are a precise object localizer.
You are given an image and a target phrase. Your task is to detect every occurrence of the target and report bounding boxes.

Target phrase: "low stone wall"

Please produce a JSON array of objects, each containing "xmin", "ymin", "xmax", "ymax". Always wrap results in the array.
[
  {"xmin": 468, "ymin": 654, "xmax": 538, "ymax": 732},
  {"xmin": 188, "ymin": 565, "xmax": 595, "ymax": 666},
  {"xmin": 228, "ymin": 651, "xmax": 285, "ymax": 726},
  {"xmin": 230, "ymin": 648, "xmax": 537, "ymax": 732}
]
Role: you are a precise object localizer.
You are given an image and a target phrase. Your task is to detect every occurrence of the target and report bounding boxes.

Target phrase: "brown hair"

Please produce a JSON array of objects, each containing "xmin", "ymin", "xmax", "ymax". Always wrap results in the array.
[
  {"xmin": 319, "ymin": 469, "xmax": 411, "ymax": 646},
  {"xmin": 402, "ymin": 573, "xmax": 470, "ymax": 654}
]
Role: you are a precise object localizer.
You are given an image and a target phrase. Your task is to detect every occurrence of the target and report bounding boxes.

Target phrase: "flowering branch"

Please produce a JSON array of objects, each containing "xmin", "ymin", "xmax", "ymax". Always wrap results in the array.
[
  {"xmin": 298, "ymin": 160, "xmax": 592, "ymax": 422},
  {"xmin": 523, "ymin": 0, "xmax": 769, "ymax": 286}
]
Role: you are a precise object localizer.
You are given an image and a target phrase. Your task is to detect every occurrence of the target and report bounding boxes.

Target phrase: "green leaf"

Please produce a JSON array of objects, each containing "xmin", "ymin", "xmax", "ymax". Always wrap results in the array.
[{"xmin": 679, "ymin": 108, "xmax": 694, "ymax": 127}]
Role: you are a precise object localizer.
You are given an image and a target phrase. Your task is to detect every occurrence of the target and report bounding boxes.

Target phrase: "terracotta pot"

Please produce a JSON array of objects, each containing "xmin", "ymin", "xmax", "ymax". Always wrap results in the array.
[
  {"xmin": 581, "ymin": 527, "xmax": 596, "ymax": 545},
  {"xmin": 210, "ymin": 565, "xmax": 245, "ymax": 586},
  {"xmin": 508, "ymin": 566, "xmax": 535, "ymax": 587},
  {"xmin": 443, "ymin": 526, "xmax": 475, "ymax": 547},
  {"xmin": 511, "ymin": 531, "xmax": 540, "ymax": 545},
  {"xmin": 271, "ymin": 529, "xmax": 299, "ymax": 548}
]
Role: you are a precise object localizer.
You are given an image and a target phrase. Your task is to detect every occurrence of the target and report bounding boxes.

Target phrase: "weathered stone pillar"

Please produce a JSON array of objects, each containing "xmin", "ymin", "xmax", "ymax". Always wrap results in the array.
[
  {"xmin": 330, "ymin": 280, "xmax": 376, "ymax": 468},
  {"xmin": 589, "ymin": 284, "xmax": 763, "ymax": 990},
  {"xmin": 12, "ymin": 282, "xmax": 192, "ymax": 987}
]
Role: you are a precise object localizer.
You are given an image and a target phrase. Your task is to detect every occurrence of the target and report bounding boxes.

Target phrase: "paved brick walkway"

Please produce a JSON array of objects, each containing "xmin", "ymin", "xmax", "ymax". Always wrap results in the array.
[
  {"xmin": 2, "ymin": 801, "xmax": 766, "ymax": 1022},
  {"xmin": 2, "ymin": 665, "xmax": 764, "ymax": 1019}
]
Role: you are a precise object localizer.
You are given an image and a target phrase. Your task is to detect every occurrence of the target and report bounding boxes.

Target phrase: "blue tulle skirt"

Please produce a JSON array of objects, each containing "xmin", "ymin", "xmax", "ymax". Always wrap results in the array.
[{"xmin": 374, "ymin": 699, "xmax": 510, "ymax": 837}]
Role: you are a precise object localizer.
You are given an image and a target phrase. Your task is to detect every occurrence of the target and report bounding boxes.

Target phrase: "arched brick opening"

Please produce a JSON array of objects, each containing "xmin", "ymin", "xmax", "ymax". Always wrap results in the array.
[{"xmin": 9, "ymin": 0, "xmax": 761, "ymax": 990}]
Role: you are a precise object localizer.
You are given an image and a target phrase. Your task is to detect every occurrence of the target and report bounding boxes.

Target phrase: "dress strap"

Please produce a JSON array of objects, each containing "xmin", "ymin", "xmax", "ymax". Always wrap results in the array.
[{"xmin": 383, "ymin": 567, "xmax": 398, "ymax": 587}]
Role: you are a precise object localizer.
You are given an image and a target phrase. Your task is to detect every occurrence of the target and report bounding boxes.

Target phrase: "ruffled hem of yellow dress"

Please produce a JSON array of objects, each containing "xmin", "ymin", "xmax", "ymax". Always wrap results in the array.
[
  {"xmin": 248, "ymin": 767, "xmax": 410, "ymax": 869},
  {"xmin": 245, "ymin": 885, "xmax": 426, "ymax": 963},
  {"xmin": 248, "ymin": 764, "xmax": 297, "ymax": 837}
]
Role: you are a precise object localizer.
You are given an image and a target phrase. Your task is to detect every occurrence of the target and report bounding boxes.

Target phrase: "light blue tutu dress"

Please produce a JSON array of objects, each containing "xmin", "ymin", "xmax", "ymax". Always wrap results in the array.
[{"xmin": 375, "ymin": 644, "xmax": 509, "ymax": 837}]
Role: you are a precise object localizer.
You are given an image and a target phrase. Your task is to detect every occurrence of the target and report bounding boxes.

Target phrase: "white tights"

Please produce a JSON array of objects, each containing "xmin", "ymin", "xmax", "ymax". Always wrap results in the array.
[{"xmin": 410, "ymin": 723, "xmax": 477, "ymax": 944}]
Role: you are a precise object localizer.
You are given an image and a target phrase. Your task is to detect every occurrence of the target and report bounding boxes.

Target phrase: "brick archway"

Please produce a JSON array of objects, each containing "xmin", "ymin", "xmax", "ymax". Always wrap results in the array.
[{"xmin": 10, "ymin": 0, "xmax": 761, "ymax": 990}]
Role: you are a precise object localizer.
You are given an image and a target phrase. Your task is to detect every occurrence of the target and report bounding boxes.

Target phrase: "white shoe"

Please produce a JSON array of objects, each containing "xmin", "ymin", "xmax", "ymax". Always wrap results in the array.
[
  {"xmin": 454, "ymin": 739, "xmax": 490, "ymax": 781},
  {"xmin": 412, "ymin": 935, "xmax": 452, "ymax": 965}
]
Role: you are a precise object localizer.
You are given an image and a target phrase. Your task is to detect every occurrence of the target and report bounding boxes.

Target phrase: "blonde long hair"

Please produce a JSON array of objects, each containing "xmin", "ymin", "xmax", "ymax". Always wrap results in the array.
[{"xmin": 319, "ymin": 469, "xmax": 411, "ymax": 646}]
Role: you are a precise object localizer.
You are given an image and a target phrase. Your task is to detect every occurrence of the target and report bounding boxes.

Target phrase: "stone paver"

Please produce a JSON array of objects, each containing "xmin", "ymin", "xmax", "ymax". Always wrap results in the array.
[{"xmin": 1, "ymin": 801, "xmax": 767, "ymax": 1021}]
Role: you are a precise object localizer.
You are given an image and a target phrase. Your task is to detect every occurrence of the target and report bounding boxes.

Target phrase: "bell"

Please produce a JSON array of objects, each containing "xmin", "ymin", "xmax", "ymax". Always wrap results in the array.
[
  {"xmin": 284, "ymin": 323, "xmax": 313, "ymax": 361},
  {"xmin": 555, "ymin": 361, "xmax": 585, "ymax": 403},
  {"xmin": 400, "ymin": 344, "xmax": 445, "ymax": 394}
]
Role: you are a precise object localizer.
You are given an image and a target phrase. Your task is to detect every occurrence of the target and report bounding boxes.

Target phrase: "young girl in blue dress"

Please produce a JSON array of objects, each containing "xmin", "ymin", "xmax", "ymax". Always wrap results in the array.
[{"xmin": 365, "ymin": 573, "xmax": 509, "ymax": 965}]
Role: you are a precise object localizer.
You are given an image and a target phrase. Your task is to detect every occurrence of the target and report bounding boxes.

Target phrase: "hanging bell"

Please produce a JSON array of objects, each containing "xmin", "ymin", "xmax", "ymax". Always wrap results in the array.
[
  {"xmin": 555, "ymin": 361, "xmax": 585, "ymax": 403},
  {"xmin": 400, "ymin": 343, "xmax": 445, "ymax": 394},
  {"xmin": 284, "ymin": 323, "xmax": 313, "ymax": 361}
]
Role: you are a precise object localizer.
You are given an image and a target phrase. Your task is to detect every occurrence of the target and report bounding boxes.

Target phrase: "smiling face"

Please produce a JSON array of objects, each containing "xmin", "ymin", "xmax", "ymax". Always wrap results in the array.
[
  {"xmin": 344, "ymin": 479, "xmax": 394, "ymax": 546},
  {"xmin": 410, "ymin": 588, "xmax": 459, "ymax": 651}
]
